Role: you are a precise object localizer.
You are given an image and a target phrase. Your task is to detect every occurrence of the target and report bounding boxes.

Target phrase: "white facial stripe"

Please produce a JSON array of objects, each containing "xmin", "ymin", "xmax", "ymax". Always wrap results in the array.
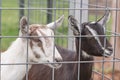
[
  {"xmin": 86, "ymin": 25, "xmax": 111, "ymax": 55},
  {"xmin": 82, "ymin": 50, "xmax": 90, "ymax": 58},
  {"xmin": 102, "ymin": 47, "xmax": 110, "ymax": 54},
  {"xmin": 86, "ymin": 25, "xmax": 102, "ymax": 47},
  {"xmin": 90, "ymin": 21, "xmax": 96, "ymax": 24}
]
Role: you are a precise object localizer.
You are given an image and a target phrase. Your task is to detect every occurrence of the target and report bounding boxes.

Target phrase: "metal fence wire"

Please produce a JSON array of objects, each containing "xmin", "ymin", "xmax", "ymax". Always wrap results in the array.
[{"xmin": 0, "ymin": 0, "xmax": 120, "ymax": 80}]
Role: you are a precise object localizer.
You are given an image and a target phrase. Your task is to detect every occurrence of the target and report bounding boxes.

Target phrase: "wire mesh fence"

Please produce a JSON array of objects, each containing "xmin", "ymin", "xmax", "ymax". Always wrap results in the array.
[{"xmin": 0, "ymin": 0, "xmax": 120, "ymax": 80}]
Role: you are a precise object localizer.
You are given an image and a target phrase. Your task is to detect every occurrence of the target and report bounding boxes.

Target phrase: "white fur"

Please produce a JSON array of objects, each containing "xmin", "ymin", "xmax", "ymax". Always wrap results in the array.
[
  {"xmin": 47, "ymin": 15, "xmax": 64, "ymax": 29},
  {"xmin": 1, "ymin": 15, "xmax": 64, "ymax": 80},
  {"xmin": 1, "ymin": 38, "xmax": 32, "ymax": 80},
  {"xmin": 82, "ymin": 50, "xmax": 90, "ymax": 58},
  {"xmin": 90, "ymin": 21, "xmax": 96, "ymax": 24}
]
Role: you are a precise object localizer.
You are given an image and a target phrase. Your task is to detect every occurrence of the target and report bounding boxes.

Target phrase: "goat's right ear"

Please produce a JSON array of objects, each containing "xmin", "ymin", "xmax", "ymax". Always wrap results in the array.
[
  {"xmin": 68, "ymin": 15, "xmax": 80, "ymax": 35},
  {"xmin": 96, "ymin": 10, "xmax": 111, "ymax": 27},
  {"xmin": 20, "ymin": 16, "xmax": 28, "ymax": 35},
  {"xmin": 47, "ymin": 15, "xmax": 64, "ymax": 30}
]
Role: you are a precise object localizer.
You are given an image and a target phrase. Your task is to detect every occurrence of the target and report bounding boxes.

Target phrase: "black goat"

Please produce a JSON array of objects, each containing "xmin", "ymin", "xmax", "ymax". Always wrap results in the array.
[{"xmin": 68, "ymin": 10, "xmax": 113, "ymax": 80}]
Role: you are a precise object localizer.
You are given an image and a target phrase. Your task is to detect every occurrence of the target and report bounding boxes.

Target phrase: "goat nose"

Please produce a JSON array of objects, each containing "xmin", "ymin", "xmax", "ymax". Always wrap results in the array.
[
  {"xmin": 108, "ymin": 47, "xmax": 113, "ymax": 53},
  {"xmin": 55, "ymin": 58, "xmax": 63, "ymax": 62}
]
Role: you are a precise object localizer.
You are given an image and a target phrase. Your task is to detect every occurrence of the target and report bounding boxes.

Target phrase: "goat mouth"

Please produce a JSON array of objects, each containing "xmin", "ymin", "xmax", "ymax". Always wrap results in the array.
[
  {"xmin": 102, "ymin": 48, "xmax": 113, "ymax": 57},
  {"xmin": 48, "ymin": 63, "xmax": 62, "ymax": 69},
  {"xmin": 103, "ymin": 52, "xmax": 113, "ymax": 57}
]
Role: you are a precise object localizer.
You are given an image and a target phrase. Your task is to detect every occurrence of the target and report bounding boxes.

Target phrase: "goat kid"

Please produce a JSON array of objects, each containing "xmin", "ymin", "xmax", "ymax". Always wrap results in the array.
[
  {"xmin": 1, "ymin": 15, "xmax": 64, "ymax": 80},
  {"xmin": 24, "ymin": 10, "xmax": 113, "ymax": 80},
  {"xmin": 68, "ymin": 10, "xmax": 113, "ymax": 80}
]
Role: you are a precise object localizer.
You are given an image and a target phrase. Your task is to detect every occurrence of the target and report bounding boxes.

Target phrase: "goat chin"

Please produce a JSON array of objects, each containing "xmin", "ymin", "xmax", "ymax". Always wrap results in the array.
[{"xmin": 46, "ymin": 63, "xmax": 62, "ymax": 69}]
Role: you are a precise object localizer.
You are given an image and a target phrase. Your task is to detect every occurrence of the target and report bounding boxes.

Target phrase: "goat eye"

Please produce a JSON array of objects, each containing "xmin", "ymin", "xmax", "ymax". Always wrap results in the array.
[
  {"xmin": 87, "ymin": 35, "xmax": 94, "ymax": 40},
  {"xmin": 30, "ymin": 37, "xmax": 41, "ymax": 42}
]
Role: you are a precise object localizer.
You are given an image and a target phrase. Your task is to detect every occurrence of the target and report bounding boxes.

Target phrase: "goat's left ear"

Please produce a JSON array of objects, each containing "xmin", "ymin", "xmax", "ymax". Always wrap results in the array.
[
  {"xmin": 68, "ymin": 15, "xmax": 80, "ymax": 35},
  {"xmin": 47, "ymin": 15, "xmax": 64, "ymax": 30},
  {"xmin": 20, "ymin": 16, "xmax": 28, "ymax": 35},
  {"xmin": 96, "ymin": 10, "xmax": 111, "ymax": 26}
]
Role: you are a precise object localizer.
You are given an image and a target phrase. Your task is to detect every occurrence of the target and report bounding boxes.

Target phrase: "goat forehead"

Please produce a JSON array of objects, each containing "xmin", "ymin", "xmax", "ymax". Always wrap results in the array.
[
  {"xmin": 29, "ymin": 24, "xmax": 53, "ymax": 36},
  {"xmin": 29, "ymin": 24, "xmax": 54, "ymax": 48},
  {"xmin": 88, "ymin": 23, "xmax": 105, "ymax": 34},
  {"xmin": 86, "ymin": 25, "xmax": 98, "ymax": 36},
  {"xmin": 85, "ymin": 25, "xmax": 103, "ymax": 47},
  {"xmin": 30, "ymin": 24, "xmax": 47, "ymax": 28}
]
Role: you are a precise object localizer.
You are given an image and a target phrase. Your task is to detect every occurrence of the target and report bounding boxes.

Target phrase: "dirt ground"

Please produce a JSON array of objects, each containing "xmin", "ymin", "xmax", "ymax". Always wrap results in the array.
[
  {"xmin": 92, "ymin": 57, "xmax": 120, "ymax": 80},
  {"xmin": 93, "ymin": 70, "xmax": 120, "ymax": 80}
]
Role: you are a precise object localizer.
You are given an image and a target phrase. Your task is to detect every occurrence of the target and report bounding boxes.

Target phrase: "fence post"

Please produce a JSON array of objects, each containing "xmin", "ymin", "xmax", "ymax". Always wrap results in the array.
[
  {"xmin": 0, "ymin": 0, "xmax": 2, "ymax": 79},
  {"xmin": 47, "ymin": 0, "xmax": 53, "ymax": 23},
  {"xmin": 19, "ymin": 0, "xmax": 24, "ymax": 19},
  {"xmin": 68, "ymin": 0, "xmax": 88, "ymax": 50}
]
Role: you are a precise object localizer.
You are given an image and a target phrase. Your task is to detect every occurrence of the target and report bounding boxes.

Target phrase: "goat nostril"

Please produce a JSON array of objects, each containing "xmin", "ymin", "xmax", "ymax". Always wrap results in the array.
[
  {"xmin": 108, "ymin": 47, "xmax": 113, "ymax": 52},
  {"xmin": 47, "ymin": 60, "xmax": 50, "ymax": 62},
  {"xmin": 55, "ymin": 58, "xmax": 63, "ymax": 62}
]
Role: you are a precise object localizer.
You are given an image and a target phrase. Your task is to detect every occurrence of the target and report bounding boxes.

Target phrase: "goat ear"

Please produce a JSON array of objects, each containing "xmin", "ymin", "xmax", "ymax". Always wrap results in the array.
[
  {"xmin": 20, "ymin": 16, "xmax": 28, "ymax": 35},
  {"xmin": 47, "ymin": 15, "xmax": 64, "ymax": 30},
  {"xmin": 68, "ymin": 15, "xmax": 80, "ymax": 35},
  {"xmin": 96, "ymin": 10, "xmax": 111, "ymax": 26}
]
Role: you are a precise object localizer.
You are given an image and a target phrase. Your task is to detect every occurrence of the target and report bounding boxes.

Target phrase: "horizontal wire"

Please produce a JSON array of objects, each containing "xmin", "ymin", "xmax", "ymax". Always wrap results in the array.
[
  {"xmin": 0, "ymin": 34, "xmax": 119, "ymax": 38},
  {"xmin": 0, "ymin": 59, "xmax": 120, "ymax": 65},
  {"xmin": 0, "ymin": 8, "xmax": 120, "ymax": 11},
  {"xmin": 18, "ymin": 0, "xmax": 111, "ymax": 9},
  {"xmin": 64, "ymin": 0, "xmax": 109, "ymax": 8}
]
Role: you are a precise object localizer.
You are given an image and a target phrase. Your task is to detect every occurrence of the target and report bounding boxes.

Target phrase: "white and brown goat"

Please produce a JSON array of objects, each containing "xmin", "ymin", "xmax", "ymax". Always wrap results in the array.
[{"xmin": 1, "ymin": 15, "xmax": 64, "ymax": 80}]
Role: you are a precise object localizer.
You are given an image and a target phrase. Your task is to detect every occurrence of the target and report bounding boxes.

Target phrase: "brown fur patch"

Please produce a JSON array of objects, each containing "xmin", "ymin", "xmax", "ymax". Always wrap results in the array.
[
  {"xmin": 29, "ymin": 26, "xmax": 39, "ymax": 42},
  {"xmin": 38, "ymin": 41, "xmax": 45, "ymax": 53},
  {"xmin": 29, "ymin": 24, "xmax": 47, "ymax": 54},
  {"xmin": 34, "ymin": 51, "xmax": 41, "ymax": 58},
  {"xmin": 38, "ymin": 29, "xmax": 51, "ymax": 47},
  {"xmin": 29, "ymin": 24, "xmax": 52, "ymax": 47},
  {"xmin": 29, "ymin": 24, "xmax": 47, "ymax": 42},
  {"xmin": 30, "ymin": 40, "xmax": 33, "ymax": 49}
]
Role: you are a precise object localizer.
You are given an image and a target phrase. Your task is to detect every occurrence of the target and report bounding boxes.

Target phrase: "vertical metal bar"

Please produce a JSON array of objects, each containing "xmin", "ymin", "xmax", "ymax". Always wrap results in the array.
[
  {"xmin": 101, "ymin": 1, "xmax": 108, "ymax": 80},
  {"xmin": 76, "ymin": 0, "xmax": 88, "ymax": 24},
  {"xmin": 40, "ymin": 0, "xmax": 42, "ymax": 24},
  {"xmin": 0, "ymin": 0, "xmax": 2, "ymax": 80},
  {"xmin": 19, "ymin": 0, "xmax": 24, "ymax": 19},
  {"xmin": 68, "ymin": 0, "xmax": 75, "ymax": 51},
  {"xmin": 61, "ymin": 1, "xmax": 65, "ymax": 47},
  {"xmin": 94, "ymin": 2, "xmax": 98, "ymax": 79},
  {"xmin": 77, "ymin": 1, "xmax": 82, "ymax": 80},
  {"xmin": 77, "ymin": 1, "xmax": 88, "ymax": 79},
  {"xmin": 47, "ymin": 0, "xmax": 53, "ymax": 23},
  {"xmin": 95, "ymin": 0, "xmax": 98, "ymax": 21},
  {"xmin": 26, "ymin": 0, "xmax": 30, "ymax": 80},
  {"xmin": 52, "ymin": 0, "xmax": 56, "ymax": 80},
  {"xmin": 112, "ymin": 0, "xmax": 118, "ymax": 80}
]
